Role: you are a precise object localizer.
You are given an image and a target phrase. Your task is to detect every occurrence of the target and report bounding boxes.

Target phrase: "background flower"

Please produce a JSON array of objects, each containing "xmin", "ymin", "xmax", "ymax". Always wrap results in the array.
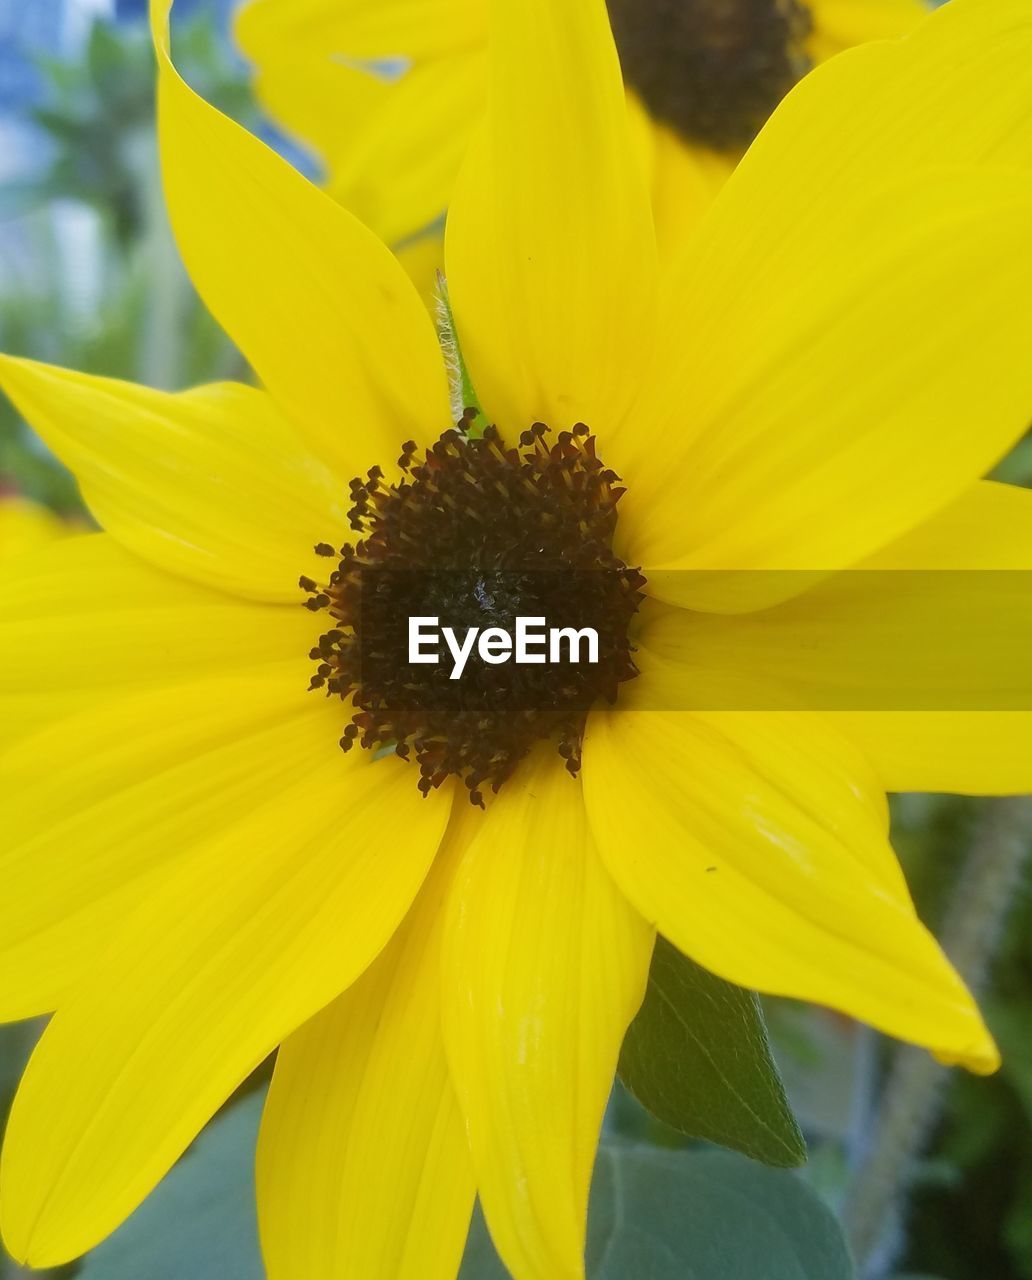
[{"xmin": 235, "ymin": 0, "xmax": 928, "ymax": 272}]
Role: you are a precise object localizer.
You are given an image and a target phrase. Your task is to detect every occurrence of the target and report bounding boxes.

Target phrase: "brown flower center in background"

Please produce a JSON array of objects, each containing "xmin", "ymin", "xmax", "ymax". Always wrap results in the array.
[{"xmin": 606, "ymin": 0, "xmax": 814, "ymax": 150}]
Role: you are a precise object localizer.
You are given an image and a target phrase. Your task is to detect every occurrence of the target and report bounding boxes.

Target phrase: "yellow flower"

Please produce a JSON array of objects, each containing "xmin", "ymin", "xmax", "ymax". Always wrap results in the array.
[
  {"xmin": 235, "ymin": 0, "xmax": 929, "ymax": 266},
  {"xmin": 1, "ymin": 1, "xmax": 1032, "ymax": 1278}
]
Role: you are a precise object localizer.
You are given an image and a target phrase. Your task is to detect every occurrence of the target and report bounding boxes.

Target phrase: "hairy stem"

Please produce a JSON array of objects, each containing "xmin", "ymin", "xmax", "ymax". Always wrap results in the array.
[{"xmin": 843, "ymin": 795, "xmax": 1032, "ymax": 1278}]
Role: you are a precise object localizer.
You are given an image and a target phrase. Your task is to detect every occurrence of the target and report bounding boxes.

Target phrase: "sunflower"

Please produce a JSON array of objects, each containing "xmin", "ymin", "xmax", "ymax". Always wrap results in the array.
[
  {"xmin": 235, "ymin": 0, "xmax": 929, "ymax": 269},
  {"xmin": 1, "ymin": 0, "xmax": 1032, "ymax": 1277}
]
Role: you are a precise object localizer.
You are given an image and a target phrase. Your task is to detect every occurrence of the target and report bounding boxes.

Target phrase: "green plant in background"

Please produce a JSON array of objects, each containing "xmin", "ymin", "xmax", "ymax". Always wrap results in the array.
[
  {"xmin": 891, "ymin": 798, "xmax": 1032, "ymax": 1280},
  {"xmin": 26, "ymin": 19, "xmax": 253, "ymax": 246},
  {"xmin": 0, "ymin": 11, "xmax": 250, "ymax": 517}
]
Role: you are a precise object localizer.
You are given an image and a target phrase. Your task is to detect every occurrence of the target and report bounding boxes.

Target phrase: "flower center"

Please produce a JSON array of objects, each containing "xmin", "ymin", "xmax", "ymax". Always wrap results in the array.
[
  {"xmin": 302, "ymin": 417, "xmax": 646, "ymax": 806},
  {"xmin": 606, "ymin": 0, "xmax": 814, "ymax": 150}
]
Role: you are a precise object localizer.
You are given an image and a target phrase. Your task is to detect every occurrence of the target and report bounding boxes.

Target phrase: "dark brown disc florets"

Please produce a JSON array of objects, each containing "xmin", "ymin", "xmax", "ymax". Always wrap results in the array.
[
  {"xmin": 302, "ymin": 416, "xmax": 646, "ymax": 806},
  {"xmin": 606, "ymin": 0, "xmax": 814, "ymax": 150}
]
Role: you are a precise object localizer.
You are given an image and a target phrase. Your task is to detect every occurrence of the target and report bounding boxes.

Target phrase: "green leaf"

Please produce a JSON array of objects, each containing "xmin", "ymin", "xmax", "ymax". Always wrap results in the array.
[
  {"xmin": 618, "ymin": 937, "xmax": 806, "ymax": 1167},
  {"xmin": 460, "ymin": 1146, "xmax": 853, "ymax": 1279},
  {"xmin": 87, "ymin": 20, "xmax": 128, "ymax": 89},
  {"xmin": 458, "ymin": 1206, "xmax": 511, "ymax": 1280},
  {"xmin": 79, "ymin": 1093, "xmax": 265, "ymax": 1280},
  {"xmin": 30, "ymin": 108, "xmax": 84, "ymax": 146},
  {"xmin": 590, "ymin": 1148, "xmax": 852, "ymax": 1279}
]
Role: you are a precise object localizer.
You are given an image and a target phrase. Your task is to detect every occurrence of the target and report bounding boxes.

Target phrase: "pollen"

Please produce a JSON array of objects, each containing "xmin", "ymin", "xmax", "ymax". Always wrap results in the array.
[
  {"xmin": 302, "ymin": 415, "xmax": 646, "ymax": 807},
  {"xmin": 606, "ymin": 0, "xmax": 814, "ymax": 151}
]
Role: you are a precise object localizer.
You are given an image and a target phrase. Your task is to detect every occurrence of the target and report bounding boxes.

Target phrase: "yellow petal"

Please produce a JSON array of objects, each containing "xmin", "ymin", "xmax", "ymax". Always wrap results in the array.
[
  {"xmin": 237, "ymin": 14, "xmax": 396, "ymax": 186},
  {"xmin": 0, "ymin": 672, "xmax": 339, "ymax": 1021},
  {"xmin": 625, "ymin": 167, "xmax": 1032, "ymax": 606},
  {"xmin": 638, "ymin": 482, "xmax": 1032, "ymax": 788},
  {"xmin": 445, "ymin": 0, "xmax": 656, "ymax": 439},
  {"xmin": 0, "ymin": 497, "xmax": 71, "ymax": 559},
  {"xmin": 236, "ymin": 0, "xmax": 486, "ymax": 250},
  {"xmin": 582, "ymin": 707, "xmax": 997, "ymax": 1073},
  {"xmin": 237, "ymin": 0, "xmax": 486, "ymax": 66},
  {"xmin": 395, "ymin": 231, "xmax": 447, "ymax": 313},
  {"xmin": 831, "ymin": 713, "xmax": 1032, "ymax": 797},
  {"xmin": 258, "ymin": 811, "xmax": 476, "ymax": 1280},
  {"xmin": 0, "ymin": 755, "xmax": 453, "ymax": 1267},
  {"xmin": 809, "ymin": 0, "xmax": 930, "ymax": 61},
  {"xmin": 151, "ymin": 0, "xmax": 451, "ymax": 478},
  {"xmin": 859, "ymin": 480, "xmax": 1032, "ymax": 571},
  {"xmin": 639, "ymin": 535, "xmax": 1032, "ymax": 716},
  {"xmin": 644, "ymin": 119, "xmax": 735, "ymax": 261},
  {"xmin": 0, "ymin": 534, "xmax": 312, "ymax": 748},
  {"xmin": 619, "ymin": 0, "xmax": 1032, "ymax": 603},
  {"xmin": 831, "ymin": 481, "xmax": 1032, "ymax": 793},
  {"xmin": 441, "ymin": 750, "xmax": 653, "ymax": 1280},
  {"xmin": 0, "ymin": 358, "xmax": 347, "ymax": 602},
  {"xmin": 328, "ymin": 52, "xmax": 487, "ymax": 249}
]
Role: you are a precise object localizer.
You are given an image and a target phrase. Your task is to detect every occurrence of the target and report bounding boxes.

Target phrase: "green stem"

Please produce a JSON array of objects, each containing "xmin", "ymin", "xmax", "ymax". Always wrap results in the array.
[
  {"xmin": 434, "ymin": 272, "xmax": 483, "ymax": 430},
  {"xmin": 842, "ymin": 796, "xmax": 1032, "ymax": 1278}
]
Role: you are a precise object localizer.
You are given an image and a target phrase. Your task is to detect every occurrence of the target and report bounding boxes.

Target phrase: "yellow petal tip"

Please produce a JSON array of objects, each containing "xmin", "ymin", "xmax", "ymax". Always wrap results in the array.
[
  {"xmin": 149, "ymin": 0, "xmax": 171, "ymax": 60},
  {"xmin": 935, "ymin": 1033, "xmax": 1001, "ymax": 1077}
]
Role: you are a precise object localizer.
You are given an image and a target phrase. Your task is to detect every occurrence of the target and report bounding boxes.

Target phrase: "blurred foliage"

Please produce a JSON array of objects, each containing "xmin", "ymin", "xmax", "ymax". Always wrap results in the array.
[
  {"xmin": 0, "ymin": 9, "xmax": 249, "ymax": 515},
  {"xmin": 6, "ymin": 16, "xmax": 255, "ymax": 242},
  {"xmin": 892, "ymin": 797, "xmax": 1032, "ymax": 1280},
  {"xmin": 460, "ymin": 1146, "xmax": 853, "ymax": 1280}
]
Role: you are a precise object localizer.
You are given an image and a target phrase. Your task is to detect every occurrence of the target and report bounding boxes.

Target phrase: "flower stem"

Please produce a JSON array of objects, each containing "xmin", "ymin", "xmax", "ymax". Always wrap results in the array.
[{"xmin": 842, "ymin": 795, "xmax": 1032, "ymax": 1278}]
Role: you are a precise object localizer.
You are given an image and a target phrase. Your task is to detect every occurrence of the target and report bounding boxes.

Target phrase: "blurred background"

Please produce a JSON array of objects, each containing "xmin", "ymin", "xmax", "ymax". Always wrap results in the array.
[
  {"xmin": 1, "ymin": 3, "xmax": 1031, "ymax": 1278},
  {"xmin": 0, "ymin": 0, "xmax": 248, "ymax": 520}
]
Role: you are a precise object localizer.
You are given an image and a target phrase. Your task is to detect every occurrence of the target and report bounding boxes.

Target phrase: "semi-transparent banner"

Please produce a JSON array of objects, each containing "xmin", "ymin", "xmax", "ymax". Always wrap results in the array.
[{"xmin": 347, "ymin": 569, "xmax": 1032, "ymax": 711}]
